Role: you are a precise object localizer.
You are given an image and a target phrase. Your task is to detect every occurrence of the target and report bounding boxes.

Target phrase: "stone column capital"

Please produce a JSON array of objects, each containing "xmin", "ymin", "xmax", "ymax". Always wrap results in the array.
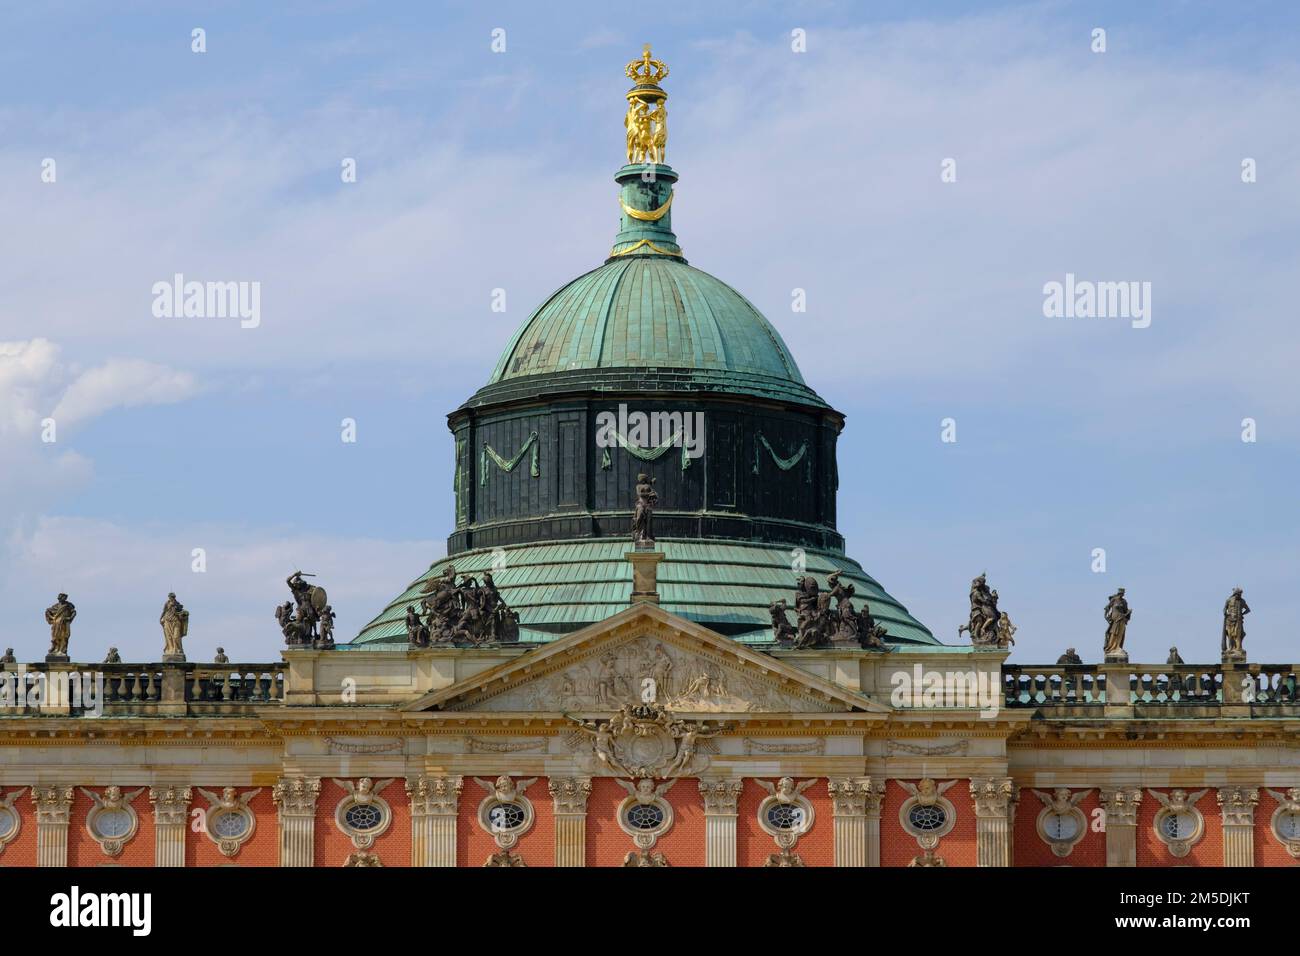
[
  {"xmin": 31, "ymin": 785, "xmax": 74, "ymax": 825},
  {"xmin": 1099, "ymin": 787, "xmax": 1142, "ymax": 826},
  {"xmin": 698, "ymin": 778, "xmax": 744, "ymax": 815},
  {"xmin": 272, "ymin": 776, "xmax": 321, "ymax": 817},
  {"xmin": 149, "ymin": 786, "xmax": 192, "ymax": 827},
  {"xmin": 548, "ymin": 777, "xmax": 593, "ymax": 815},
  {"xmin": 1217, "ymin": 786, "xmax": 1259, "ymax": 827},
  {"xmin": 970, "ymin": 777, "xmax": 1018, "ymax": 818},
  {"xmin": 828, "ymin": 777, "xmax": 885, "ymax": 817},
  {"xmin": 407, "ymin": 775, "xmax": 463, "ymax": 816}
]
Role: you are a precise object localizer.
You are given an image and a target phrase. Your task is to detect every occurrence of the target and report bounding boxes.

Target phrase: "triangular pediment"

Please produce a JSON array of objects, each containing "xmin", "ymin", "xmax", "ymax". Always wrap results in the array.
[{"xmin": 403, "ymin": 603, "xmax": 885, "ymax": 714}]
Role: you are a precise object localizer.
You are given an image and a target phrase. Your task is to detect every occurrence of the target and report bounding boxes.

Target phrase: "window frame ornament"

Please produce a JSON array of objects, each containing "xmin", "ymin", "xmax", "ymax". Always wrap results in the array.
[
  {"xmin": 80, "ymin": 786, "xmax": 145, "ymax": 858},
  {"xmin": 1266, "ymin": 788, "xmax": 1300, "ymax": 858},
  {"xmin": 756, "ymin": 777, "xmax": 816, "ymax": 866},
  {"xmin": 1148, "ymin": 788, "xmax": 1209, "ymax": 858},
  {"xmin": 615, "ymin": 778, "xmax": 675, "ymax": 853},
  {"xmin": 473, "ymin": 775, "xmax": 538, "ymax": 860},
  {"xmin": 195, "ymin": 786, "xmax": 262, "ymax": 858},
  {"xmin": 0, "ymin": 788, "xmax": 25, "ymax": 855},
  {"xmin": 1031, "ymin": 788, "xmax": 1091, "ymax": 858},
  {"xmin": 898, "ymin": 778, "xmax": 957, "ymax": 851},
  {"xmin": 332, "ymin": 778, "xmax": 395, "ymax": 850}
]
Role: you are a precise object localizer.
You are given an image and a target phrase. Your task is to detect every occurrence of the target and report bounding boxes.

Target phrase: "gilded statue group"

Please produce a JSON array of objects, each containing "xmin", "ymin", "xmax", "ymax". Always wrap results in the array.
[
  {"xmin": 769, "ymin": 570, "xmax": 888, "ymax": 650},
  {"xmin": 276, "ymin": 571, "xmax": 336, "ymax": 649},
  {"xmin": 623, "ymin": 46, "xmax": 669, "ymax": 165},
  {"xmin": 405, "ymin": 566, "xmax": 520, "ymax": 646}
]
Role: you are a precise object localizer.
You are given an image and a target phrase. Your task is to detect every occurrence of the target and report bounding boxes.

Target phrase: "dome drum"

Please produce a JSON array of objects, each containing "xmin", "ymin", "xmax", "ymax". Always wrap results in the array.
[{"xmin": 447, "ymin": 394, "xmax": 843, "ymax": 556}]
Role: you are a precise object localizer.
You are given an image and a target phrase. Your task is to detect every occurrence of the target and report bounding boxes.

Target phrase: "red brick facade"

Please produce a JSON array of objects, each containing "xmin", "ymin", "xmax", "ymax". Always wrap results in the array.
[{"xmin": 1, "ymin": 778, "xmax": 1295, "ymax": 866}]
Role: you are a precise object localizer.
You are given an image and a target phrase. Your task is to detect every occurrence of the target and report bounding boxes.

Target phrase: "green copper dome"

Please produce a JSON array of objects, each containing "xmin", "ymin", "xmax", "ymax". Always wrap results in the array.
[
  {"xmin": 351, "ymin": 73, "xmax": 939, "ymax": 649},
  {"xmin": 490, "ymin": 257, "xmax": 806, "ymax": 388},
  {"xmin": 480, "ymin": 163, "xmax": 825, "ymax": 409}
]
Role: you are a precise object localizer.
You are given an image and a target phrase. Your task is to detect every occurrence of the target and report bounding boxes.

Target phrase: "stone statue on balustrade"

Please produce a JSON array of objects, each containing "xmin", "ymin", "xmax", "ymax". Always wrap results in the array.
[
  {"xmin": 1222, "ymin": 588, "xmax": 1249, "ymax": 662},
  {"xmin": 160, "ymin": 592, "xmax": 189, "ymax": 662},
  {"xmin": 1103, "ymin": 588, "xmax": 1131, "ymax": 663},
  {"xmin": 44, "ymin": 593, "xmax": 76, "ymax": 662}
]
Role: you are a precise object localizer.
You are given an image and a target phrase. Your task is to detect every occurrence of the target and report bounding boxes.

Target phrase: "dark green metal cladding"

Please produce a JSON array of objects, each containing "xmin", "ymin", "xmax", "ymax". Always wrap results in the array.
[{"xmin": 352, "ymin": 539, "xmax": 937, "ymax": 646}]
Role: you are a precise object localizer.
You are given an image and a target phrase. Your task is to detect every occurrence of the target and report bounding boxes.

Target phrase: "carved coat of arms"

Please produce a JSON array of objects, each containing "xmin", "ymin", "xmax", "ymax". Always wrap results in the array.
[{"xmin": 568, "ymin": 703, "xmax": 722, "ymax": 778}]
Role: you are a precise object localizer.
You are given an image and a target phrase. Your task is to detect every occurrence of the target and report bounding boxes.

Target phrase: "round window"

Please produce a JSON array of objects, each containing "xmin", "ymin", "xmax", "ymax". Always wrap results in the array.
[
  {"xmin": 211, "ymin": 811, "xmax": 249, "ymax": 839},
  {"xmin": 908, "ymin": 804, "xmax": 947, "ymax": 832},
  {"xmin": 1161, "ymin": 811, "xmax": 1195, "ymax": 840},
  {"xmin": 487, "ymin": 802, "xmax": 526, "ymax": 832},
  {"xmin": 1278, "ymin": 810, "xmax": 1300, "ymax": 841},
  {"xmin": 1044, "ymin": 812, "xmax": 1080, "ymax": 841},
  {"xmin": 94, "ymin": 809, "xmax": 132, "ymax": 839},
  {"xmin": 344, "ymin": 804, "xmax": 382, "ymax": 831},
  {"xmin": 625, "ymin": 803, "xmax": 666, "ymax": 831},
  {"xmin": 0, "ymin": 807, "xmax": 16, "ymax": 839},
  {"xmin": 765, "ymin": 803, "xmax": 806, "ymax": 831}
]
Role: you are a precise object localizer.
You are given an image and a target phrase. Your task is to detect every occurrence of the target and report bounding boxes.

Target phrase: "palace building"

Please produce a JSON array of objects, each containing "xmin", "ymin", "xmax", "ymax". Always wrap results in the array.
[{"xmin": 2, "ymin": 48, "xmax": 1297, "ymax": 870}]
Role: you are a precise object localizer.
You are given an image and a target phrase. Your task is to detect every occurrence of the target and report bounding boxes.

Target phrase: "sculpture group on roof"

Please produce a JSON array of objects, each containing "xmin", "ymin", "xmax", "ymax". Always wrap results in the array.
[
  {"xmin": 407, "ymin": 566, "xmax": 520, "ymax": 646},
  {"xmin": 277, "ymin": 571, "xmax": 336, "ymax": 649},
  {"xmin": 958, "ymin": 573, "xmax": 1016, "ymax": 649},
  {"xmin": 770, "ymin": 571, "xmax": 888, "ymax": 650}
]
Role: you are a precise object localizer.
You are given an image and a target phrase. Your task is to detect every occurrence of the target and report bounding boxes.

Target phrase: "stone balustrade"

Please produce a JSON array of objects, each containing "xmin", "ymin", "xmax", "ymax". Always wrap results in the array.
[
  {"xmin": 1004, "ymin": 662, "xmax": 1300, "ymax": 714},
  {"xmin": 0, "ymin": 660, "xmax": 285, "ymax": 716}
]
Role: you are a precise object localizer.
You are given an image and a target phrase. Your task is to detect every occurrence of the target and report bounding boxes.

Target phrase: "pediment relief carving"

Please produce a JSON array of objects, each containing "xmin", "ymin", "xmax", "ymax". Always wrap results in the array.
[{"xmin": 443, "ymin": 632, "xmax": 846, "ymax": 714}]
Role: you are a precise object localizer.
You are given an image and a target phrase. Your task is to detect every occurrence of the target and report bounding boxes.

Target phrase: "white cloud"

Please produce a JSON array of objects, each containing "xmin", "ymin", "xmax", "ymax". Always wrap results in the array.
[{"xmin": 51, "ymin": 358, "xmax": 196, "ymax": 426}]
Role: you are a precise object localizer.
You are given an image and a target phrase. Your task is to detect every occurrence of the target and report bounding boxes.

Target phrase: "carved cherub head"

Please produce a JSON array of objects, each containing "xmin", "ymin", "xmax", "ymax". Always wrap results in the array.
[
  {"xmin": 105, "ymin": 786, "xmax": 122, "ymax": 803},
  {"xmin": 776, "ymin": 777, "xmax": 796, "ymax": 796},
  {"xmin": 357, "ymin": 778, "xmax": 373, "ymax": 795},
  {"xmin": 221, "ymin": 786, "xmax": 238, "ymax": 804}
]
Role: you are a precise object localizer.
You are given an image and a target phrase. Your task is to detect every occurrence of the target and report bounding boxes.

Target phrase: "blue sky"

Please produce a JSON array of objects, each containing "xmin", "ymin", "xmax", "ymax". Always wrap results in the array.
[{"xmin": 1, "ymin": 0, "xmax": 1298, "ymax": 663}]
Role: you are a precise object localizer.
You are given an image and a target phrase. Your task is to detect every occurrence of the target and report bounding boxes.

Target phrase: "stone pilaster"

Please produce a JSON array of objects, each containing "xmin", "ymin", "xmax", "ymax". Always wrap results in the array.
[
  {"xmin": 272, "ymin": 776, "xmax": 321, "ymax": 867},
  {"xmin": 970, "ymin": 777, "xmax": 1018, "ymax": 867},
  {"xmin": 828, "ymin": 777, "xmax": 885, "ymax": 867},
  {"xmin": 548, "ymin": 777, "xmax": 592, "ymax": 867},
  {"xmin": 408, "ymin": 775, "xmax": 463, "ymax": 867},
  {"xmin": 149, "ymin": 786, "xmax": 191, "ymax": 867},
  {"xmin": 1099, "ymin": 788, "xmax": 1142, "ymax": 867},
  {"xmin": 32, "ymin": 786, "xmax": 73, "ymax": 867},
  {"xmin": 698, "ymin": 779, "xmax": 743, "ymax": 867},
  {"xmin": 1218, "ymin": 786, "xmax": 1258, "ymax": 867}
]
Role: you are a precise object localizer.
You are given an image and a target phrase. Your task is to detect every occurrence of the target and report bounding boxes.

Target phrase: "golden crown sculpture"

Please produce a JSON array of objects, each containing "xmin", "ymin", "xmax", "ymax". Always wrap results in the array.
[
  {"xmin": 624, "ymin": 45, "xmax": 668, "ymax": 165},
  {"xmin": 626, "ymin": 44, "xmax": 669, "ymax": 89}
]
